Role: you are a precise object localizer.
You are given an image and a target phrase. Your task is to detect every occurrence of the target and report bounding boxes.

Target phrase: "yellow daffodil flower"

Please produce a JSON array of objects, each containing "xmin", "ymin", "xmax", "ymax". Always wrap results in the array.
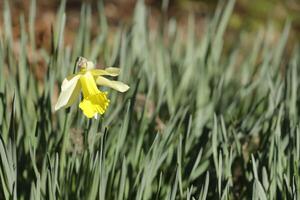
[{"xmin": 55, "ymin": 57, "xmax": 129, "ymax": 119}]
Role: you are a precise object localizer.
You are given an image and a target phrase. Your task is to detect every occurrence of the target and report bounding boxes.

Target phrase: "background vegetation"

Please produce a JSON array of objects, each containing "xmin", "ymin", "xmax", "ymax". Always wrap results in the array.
[{"xmin": 0, "ymin": 0, "xmax": 300, "ymax": 199}]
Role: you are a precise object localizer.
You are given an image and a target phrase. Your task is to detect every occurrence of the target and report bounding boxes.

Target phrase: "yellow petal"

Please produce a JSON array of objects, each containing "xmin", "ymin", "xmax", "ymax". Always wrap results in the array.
[
  {"xmin": 80, "ymin": 72, "xmax": 100, "ymax": 98},
  {"xmin": 55, "ymin": 75, "xmax": 81, "ymax": 111},
  {"xmin": 90, "ymin": 67, "xmax": 120, "ymax": 77},
  {"xmin": 79, "ymin": 92, "xmax": 110, "ymax": 118},
  {"xmin": 96, "ymin": 76, "xmax": 129, "ymax": 92}
]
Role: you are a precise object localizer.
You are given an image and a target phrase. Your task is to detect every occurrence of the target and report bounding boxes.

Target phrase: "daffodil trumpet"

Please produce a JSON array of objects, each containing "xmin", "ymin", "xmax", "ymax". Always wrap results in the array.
[{"xmin": 55, "ymin": 57, "xmax": 129, "ymax": 119}]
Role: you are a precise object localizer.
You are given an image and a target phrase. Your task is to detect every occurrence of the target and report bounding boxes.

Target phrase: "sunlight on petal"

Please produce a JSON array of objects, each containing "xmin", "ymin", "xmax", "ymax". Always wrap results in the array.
[
  {"xmin": 55, "ymin": 75, "xmax": 81, "ymax": 110},
  {"xmin": 96, "ymin": 76, "xmax": 130, "ymax": 92},
  {"xmin": 91, "ymin": 67, "xmax": 120, "ymax": 77}
]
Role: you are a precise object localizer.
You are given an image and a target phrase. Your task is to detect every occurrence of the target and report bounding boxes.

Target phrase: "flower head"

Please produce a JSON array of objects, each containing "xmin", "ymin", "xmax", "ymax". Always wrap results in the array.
[{"xmin": 55, "ymin": 57, "xmax": 129, "ymax": 119}]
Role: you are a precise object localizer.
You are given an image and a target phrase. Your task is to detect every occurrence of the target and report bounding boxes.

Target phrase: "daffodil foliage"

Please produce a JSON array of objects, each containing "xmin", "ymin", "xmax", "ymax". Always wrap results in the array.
[{"xmin": 0, "ymin": 0, "xmax": 299, "ymax": 199}]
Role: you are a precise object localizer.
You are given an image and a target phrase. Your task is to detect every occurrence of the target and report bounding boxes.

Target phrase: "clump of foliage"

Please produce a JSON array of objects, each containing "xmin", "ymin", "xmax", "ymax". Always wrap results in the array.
[{"xmin": 0, "ymin": 0, "xmax": 299, "ymax": 199}]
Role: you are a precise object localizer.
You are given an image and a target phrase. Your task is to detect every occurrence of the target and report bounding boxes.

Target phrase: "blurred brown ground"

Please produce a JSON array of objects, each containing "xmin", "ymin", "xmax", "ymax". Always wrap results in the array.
[{"xmin": 0, "ymin": 0, "xmax": 299, "ymax": 52}]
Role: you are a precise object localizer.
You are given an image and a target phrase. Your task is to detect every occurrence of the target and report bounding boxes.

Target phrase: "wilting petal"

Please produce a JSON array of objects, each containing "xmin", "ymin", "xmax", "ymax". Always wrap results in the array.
[
  {"xmin": 96, "ymin": 76, "xmax": 129, "ymax": 92},
  {"xmin": 91, "ymin": 67, "xmax": 120, "ymax": 77},
  {"xmin": 86, "ymin": 61, "xmax": 95, "ymax": 70},
  {"xmin": 55, "ymin": 75, "xmax": 81, "ymax": 111},
  {"xmin": 79, "ymin": 92, "xmax": 110, "ymax": 118}
]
